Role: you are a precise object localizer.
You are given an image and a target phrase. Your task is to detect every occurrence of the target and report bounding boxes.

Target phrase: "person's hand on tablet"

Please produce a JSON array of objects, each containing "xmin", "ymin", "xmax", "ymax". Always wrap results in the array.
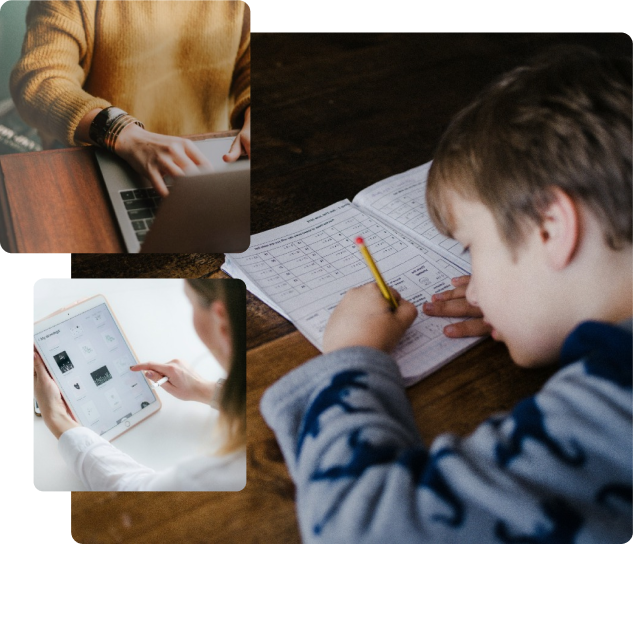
[
  {"xmin": 131, "ymin": 359, "xmax": 215, "ymax": 405},
  {"xmin": 34, "ymin": 350, "xmax": 80, "ymax": 439}
]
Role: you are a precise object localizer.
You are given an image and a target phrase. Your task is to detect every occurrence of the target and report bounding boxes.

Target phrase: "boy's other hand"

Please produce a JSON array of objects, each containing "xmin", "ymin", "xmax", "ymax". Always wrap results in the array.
[
  {"xmin": 423, "ymin": 275, "xmax": 491, "ymax": 338},
  {"xmin": 323, "ymin": 283, "xmax": 418, "ymax": 354}
]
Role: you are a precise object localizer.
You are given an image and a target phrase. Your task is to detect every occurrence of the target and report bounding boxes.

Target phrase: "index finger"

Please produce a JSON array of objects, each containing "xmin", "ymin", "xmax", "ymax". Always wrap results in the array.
[
  {"xmin": 183, "ymin": 140, "xmax": 212, "ymax": 169},
  {"xmin": 130, "ymin": 361, "xmax": 174, "ymax": 376},
  {"xmin": 147, "ymin": 168, "xmax": 170, "ymax": 197}
]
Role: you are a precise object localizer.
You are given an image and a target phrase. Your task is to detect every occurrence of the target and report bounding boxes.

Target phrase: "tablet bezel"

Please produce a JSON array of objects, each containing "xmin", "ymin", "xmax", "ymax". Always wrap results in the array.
[{"xmin": 34, "ymin": 294, "xmax": 162, "ymax": 441}]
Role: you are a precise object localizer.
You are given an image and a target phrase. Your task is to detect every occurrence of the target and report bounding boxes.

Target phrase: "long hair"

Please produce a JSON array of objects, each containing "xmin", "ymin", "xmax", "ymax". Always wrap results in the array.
[{"xmin": 186, "ymin": 278, "xmax": 246, "ymax": 453}]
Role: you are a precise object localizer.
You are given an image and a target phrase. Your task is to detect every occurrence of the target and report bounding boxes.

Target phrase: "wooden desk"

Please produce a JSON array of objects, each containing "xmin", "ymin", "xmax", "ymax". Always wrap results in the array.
[
  {"xmin": 0, "ymin": 130, "xmax": 237, "ymax": 254},
  {"xmin": 70, "ymin": 33, "xmax": 630, "ymax": 543}
]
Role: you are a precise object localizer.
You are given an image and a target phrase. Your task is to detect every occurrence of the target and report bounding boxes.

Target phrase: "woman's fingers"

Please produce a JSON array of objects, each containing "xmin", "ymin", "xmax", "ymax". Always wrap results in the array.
[
  {"xmin": 184, "ymin": 141, "xmax": 212, "ymax": 169},
  {"xmin": 223, "ymin": 135, "xmax": 243, "ymax": 162},
  {"xmin": 146, "ymin": 168, "xmax": 170, "ymax": 197},
  {"xmin": 130, "ymin": 361, "xmax": 173, "ymax": 377}
]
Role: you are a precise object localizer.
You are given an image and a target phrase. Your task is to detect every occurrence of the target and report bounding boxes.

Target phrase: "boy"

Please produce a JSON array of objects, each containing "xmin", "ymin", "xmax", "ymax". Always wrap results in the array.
[{"xmin": 260, "ymin": 48, "xmax": 632, "ymax": 543}]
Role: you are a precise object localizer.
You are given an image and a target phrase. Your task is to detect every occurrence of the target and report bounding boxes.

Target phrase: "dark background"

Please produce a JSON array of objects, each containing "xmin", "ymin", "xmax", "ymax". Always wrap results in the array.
[{"xmin": 71, "ymin": 32, "xmax": 632, "ymax": 276}]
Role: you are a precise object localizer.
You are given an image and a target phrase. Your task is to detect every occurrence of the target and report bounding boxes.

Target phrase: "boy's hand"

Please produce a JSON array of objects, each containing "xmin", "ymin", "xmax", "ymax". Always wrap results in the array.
[
  {"xmin": 323, "ymin": 283, "xmax": 418, "ymax": 354},
  {"xmin": 130, "ymin": 359, "xmax": 215, "ymax": 405},
  {"xmin": 423, "ymin": 275, "xmax": 491, "ymax": 338}
]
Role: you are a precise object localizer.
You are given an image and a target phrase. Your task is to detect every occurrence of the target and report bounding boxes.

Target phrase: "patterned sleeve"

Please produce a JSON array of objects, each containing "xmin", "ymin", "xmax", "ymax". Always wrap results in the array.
[{"xmin": 260, "ymin": 323, "xmax": 632, "ymax": 543}]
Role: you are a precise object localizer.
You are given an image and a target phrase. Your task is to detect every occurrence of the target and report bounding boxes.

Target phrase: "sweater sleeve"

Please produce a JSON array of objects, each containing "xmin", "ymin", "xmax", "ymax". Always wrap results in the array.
[
  {"xmin": 9, "ymin": 0, "xmax": 111, "ymax": 146},
  {"xmin": 58, "ymin": 427, "xmax": 247, "ymax": 491},
  {"xmin": 260, "ymin": 342, "xmax": 632, "ymax": 543},
  {"xmin": 58, "ymin": 427, "xmax": 169, "ymax": 491},
  {"xmin": 229, "ymin": 3, "xmax": 250, "ymax": 129}
]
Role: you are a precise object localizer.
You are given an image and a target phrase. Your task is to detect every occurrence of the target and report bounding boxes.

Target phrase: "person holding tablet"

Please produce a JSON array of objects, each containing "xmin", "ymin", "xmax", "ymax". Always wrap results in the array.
[
  {"xmin": 11, "ymin": 0, "xmax": 251, "ymax": 196},
  {"xmin": 33, "ymin": 280, "xmax": 246, "ymax": 491}
]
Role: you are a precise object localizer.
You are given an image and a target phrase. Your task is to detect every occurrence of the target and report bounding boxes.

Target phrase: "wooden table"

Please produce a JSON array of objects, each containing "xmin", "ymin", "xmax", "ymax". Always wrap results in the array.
[
  {"xmin": 70, "ymin": 33, "xmax": 630, "ymax": 543},
  {"xmin": 0, "ymin": 130, "xmax": 237, "ymax": 254}
]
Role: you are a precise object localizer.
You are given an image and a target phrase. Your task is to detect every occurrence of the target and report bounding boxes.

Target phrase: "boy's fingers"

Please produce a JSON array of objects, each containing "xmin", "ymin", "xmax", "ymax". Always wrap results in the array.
[
  {"xmin": 431, "ymin": 285, "xmax": 467, "ymax": 301},
  {"xmin": 388, "ymin": 286, "xmax": 402, "ymax": 303},
  {"xmin": 443, "ymin": 318, "xmax": 491, "ymax": 338},
  {"xmin": 396, "ymin": 300, "xmax": 418, "ymax": 325},
  {"xmin": 451, "ymin": 275, "xmax": 471, "ymax": 287},
  {"xmin": 423, "ymin": 298, "xmax": 482, "ymax": 318}
]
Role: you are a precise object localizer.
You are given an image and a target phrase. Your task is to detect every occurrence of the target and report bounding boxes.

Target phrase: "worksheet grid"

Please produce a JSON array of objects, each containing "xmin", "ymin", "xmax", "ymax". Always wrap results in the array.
[
  {"xmin": 240, "ymin": 214, "xmax": 408, "ymax": 301},
  {"xmin": 367, "ymin": 182, "xmax": 466, "ymax": 258}
]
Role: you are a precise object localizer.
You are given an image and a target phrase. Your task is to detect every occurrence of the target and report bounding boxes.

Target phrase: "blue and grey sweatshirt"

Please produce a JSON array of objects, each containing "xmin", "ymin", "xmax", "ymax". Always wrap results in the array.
[{"xmin": 260, "ymin": 320, "xmax": 632, "ymax": 543}]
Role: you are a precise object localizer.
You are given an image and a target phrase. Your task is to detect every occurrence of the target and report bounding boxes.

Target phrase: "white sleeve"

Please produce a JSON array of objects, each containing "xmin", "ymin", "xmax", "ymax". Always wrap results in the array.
[
  {"xmin": 57, "ymin": 427, "xmax": 246, "ymax": 491},
  {"xmin": 58, "ymin": 427, "xmax": 175, "ymax": 491}
]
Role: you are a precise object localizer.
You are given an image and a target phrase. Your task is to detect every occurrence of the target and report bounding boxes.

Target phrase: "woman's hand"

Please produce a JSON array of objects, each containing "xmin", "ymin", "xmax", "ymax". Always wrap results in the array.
[
  {"xmin": 130, "ymin": 359, "xmax": 215, "ymax": 404},
  {"xmin": 33, "ymin": 350, "xmax": 80, "ymax": 439},
  {"xmin": 114, "ymin": 124, "xmax": 213, "ymax": 196},
  {"xmin": 322, "ymin": 283, "xmax": 418, "ymax": 354},
  {"xmin": 224, "ymin": 106, "xmax": 251, "ymax": 162},
  {"xmin": 423, "ymin": 275, "xmax": 491, "ymax": 338}
]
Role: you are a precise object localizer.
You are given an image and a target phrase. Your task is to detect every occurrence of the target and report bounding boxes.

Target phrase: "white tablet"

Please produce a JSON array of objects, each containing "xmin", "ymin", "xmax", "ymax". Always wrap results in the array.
[{"xmin": 34, "ymin": 295, "xmax": 161, "ymax": 441}]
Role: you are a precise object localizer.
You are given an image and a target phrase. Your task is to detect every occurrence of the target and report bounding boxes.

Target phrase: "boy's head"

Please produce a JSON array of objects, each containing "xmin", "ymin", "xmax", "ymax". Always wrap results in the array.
[{"xmin": 426, "ymin": 47, "xmax": 632, "ymax": 367}]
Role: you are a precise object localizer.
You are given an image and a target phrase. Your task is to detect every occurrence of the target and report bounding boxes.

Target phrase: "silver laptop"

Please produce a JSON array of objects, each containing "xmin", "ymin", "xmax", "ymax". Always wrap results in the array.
[{"xmin": 95, "ymin": 136, "xmax": 250, "ymax": 253}]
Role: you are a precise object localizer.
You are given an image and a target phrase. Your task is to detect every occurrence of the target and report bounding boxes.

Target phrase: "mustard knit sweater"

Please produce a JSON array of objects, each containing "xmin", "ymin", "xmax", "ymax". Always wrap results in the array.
[{"xmin": 10, "ymin": 0, "xmax": 250, "ymax": 148}]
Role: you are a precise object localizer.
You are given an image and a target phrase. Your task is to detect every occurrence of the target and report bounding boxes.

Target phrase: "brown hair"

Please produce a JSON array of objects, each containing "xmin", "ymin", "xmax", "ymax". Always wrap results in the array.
[
  {"xmin": 426, "ymin": 47, "xmax": 632, "ymax": 251},
  {"xmin": 186, "ymin": 278, "xmax": 246, "ymax": 453}
]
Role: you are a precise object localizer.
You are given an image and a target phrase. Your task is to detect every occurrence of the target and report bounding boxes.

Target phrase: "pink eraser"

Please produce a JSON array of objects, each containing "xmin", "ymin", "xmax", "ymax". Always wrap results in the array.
[{"xmin": 355, "ymin": 237, "xmax": 364, "ymax": 245}]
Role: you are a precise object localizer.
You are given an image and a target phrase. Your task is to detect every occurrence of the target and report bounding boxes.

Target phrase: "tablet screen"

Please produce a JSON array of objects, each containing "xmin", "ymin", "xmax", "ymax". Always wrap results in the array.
[{"xmin": 35, "ymin": 302, "xmax": 157, "ymax": 437}]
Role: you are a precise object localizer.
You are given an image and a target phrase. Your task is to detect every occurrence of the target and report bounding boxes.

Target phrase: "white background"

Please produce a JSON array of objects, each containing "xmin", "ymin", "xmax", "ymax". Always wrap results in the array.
[{"xmin": 34, "ymin": 279, "xmax": 223, "ymax": 490}]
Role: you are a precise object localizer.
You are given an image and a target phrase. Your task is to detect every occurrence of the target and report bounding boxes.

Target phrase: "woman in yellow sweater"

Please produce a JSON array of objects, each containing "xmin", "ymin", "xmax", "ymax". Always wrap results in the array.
[{"xmin": 11, "ymin": 0, "xmax": 250, "ymax": 196}]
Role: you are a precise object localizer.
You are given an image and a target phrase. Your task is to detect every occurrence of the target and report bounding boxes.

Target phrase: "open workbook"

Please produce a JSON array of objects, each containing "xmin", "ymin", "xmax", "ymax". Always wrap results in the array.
[{"xmin": 223, "ymin": 162, "xmax": 482, "ymax": 386}]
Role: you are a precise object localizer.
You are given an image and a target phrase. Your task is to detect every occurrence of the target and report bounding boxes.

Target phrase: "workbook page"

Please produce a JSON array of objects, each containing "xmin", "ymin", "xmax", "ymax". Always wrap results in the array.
[
  {"xmin": 352, "ymin": 162, "xmax": 472, "ymax": 273},
  {"xmin": 225, "ymin": 200, "xmax": 478, "ymax": 384}
]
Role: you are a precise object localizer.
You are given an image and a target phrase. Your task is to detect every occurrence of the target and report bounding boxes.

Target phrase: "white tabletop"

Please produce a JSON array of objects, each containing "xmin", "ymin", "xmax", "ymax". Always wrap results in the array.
[{"xmin": 34, "ymin": 279, "xmax": 224, "ymax": 491}]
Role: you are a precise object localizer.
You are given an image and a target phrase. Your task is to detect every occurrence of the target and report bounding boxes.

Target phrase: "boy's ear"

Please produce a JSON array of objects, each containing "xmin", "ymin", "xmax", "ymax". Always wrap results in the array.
[{"xmin": 538, "ymin": 188, "xmax": 580, "ymax": 270}]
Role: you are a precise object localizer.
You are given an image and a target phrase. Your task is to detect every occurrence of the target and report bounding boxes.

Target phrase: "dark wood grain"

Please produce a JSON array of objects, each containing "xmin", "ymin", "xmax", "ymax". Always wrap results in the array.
[{"xmin": 70, "ymin": 33, "xmax": 630, "ymax": 544}]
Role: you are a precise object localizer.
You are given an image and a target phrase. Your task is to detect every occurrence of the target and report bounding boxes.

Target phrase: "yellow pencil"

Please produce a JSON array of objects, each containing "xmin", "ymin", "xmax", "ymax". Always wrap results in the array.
[{"xmin": 355, "ymin": 236, "xmax": 398, "ymax": 309}]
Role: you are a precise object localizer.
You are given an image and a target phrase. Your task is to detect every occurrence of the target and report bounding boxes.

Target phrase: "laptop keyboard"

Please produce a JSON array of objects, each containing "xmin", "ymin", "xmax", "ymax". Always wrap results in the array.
[{"xmin": 119, "ymin": 188, "xmax": 164, "ymax": 243}]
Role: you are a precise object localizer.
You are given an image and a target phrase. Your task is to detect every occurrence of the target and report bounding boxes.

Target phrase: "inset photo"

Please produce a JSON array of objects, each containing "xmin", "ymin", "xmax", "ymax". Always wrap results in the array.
[{"xmin": 34, "ymin": 278, "xmax": 246, "ymax": 491}]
